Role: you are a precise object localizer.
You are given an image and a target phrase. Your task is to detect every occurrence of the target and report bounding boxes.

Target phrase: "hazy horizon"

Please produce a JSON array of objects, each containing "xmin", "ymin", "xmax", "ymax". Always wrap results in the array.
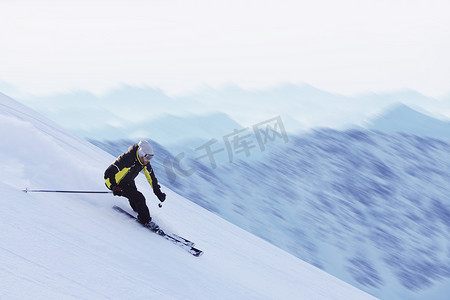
[{"xmin": 1, "ymin": 0, "xmax": 449, "ymax": 99}]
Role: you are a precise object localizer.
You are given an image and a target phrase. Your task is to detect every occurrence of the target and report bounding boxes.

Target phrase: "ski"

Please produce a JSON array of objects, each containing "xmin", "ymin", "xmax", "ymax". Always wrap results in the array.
[
  {"xmin": 112, "ymin": 206, "xmax": 203, "ymax": 257},
  {"xmin": 172, "ymin": 233, "xmax": 195, "ymax": 248}
]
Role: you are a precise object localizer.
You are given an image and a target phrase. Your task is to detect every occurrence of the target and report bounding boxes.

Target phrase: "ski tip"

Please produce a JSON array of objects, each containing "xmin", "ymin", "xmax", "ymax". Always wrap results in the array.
[
  {"xmin": 194, "ymin": 251, "xmax": 204, "ymax": 257},
  {"xmin": 190, "ymin": 248, "xmax": 203, "ymax": 257}
]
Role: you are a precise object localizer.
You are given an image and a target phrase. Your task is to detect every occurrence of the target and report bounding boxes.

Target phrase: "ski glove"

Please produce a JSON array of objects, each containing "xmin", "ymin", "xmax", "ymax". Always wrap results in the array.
[
  {"xmin": 156, "ymin": 191, "xmax": 166, "ymax": 202},
  {"xmin": 112, "ymin": 186, "xmax": 123, "ymax": 196}
]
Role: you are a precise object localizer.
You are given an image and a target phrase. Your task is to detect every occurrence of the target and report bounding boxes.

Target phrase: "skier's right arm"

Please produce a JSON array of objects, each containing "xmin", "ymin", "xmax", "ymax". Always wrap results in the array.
[
  {"xmin": 104, "ymin": 163, "xmax": 120, "ymax": 188},
  {"xmin": 104, "ymin": 145, "xmax": 135, "ymax": 189}
]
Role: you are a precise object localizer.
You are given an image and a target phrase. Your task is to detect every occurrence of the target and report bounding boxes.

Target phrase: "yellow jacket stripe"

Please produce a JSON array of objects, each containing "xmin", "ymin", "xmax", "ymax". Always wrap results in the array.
[
  {"xmin": 105, "ymin": 167, "xmax": 131, "ymax": 188},
  {"xmin": 143, "ymin": 167, "xmax": 153, "ymax": 189}
]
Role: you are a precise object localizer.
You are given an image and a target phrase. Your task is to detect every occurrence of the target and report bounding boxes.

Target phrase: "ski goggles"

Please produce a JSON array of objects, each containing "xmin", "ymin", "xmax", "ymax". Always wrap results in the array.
[
  {"xmin": 143, "ymin": 153, "xmax": 154, "ymax": 160},
  {"xmin": 138, "ymin": 148, "xmax": 154, "ymax": 160}
]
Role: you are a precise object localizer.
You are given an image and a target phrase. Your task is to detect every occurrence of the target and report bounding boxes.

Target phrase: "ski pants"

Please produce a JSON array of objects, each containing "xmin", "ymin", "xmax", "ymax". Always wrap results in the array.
[{"xmin": 121, "ymin": 182, "xmax": 151, "ymax": 224}]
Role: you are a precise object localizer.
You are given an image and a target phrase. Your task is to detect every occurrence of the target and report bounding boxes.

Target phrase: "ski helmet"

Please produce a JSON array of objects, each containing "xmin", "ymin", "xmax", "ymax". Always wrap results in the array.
[{"xmin": 138, "ymin": 140, "xmax": 154, "ymax": 159}]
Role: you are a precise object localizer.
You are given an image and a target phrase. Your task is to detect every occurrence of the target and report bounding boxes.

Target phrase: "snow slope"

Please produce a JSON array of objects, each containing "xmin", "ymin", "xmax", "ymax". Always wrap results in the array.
[{"xmin": 0, "ymin": 92, "xmax": 375, "ymax": 299}]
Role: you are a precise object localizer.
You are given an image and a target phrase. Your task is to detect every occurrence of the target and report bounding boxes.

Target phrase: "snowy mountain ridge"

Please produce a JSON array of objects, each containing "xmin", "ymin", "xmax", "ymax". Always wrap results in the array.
[
  {"xmin": 364, "ymin": 103, "xmax": 450, "ymax": 138},
  {"xmin": 0, "ymin": 92, "xmax": 374, "ymax": 299},
  {"xmin": 13, "ymin": 83, "xmax": 449, "ymax": 144}
]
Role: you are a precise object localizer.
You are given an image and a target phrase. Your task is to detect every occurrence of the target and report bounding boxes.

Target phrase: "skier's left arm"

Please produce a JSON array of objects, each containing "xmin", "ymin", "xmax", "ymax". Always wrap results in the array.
[{"xmin": 143, "ymin": 164, "xmax": 166, "ymax": 202}]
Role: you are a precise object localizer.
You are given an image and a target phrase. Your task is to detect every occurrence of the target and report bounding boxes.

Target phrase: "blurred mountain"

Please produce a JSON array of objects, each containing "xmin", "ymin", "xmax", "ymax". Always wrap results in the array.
[
  {"xmin": 8, "ymin": 83, "xmax": 449, "ymax": 145},
  {"xmin": 365, "ymin": 103, "xmax": 450, "ymax": 138},
  {"xmin": 78, "ymin": 112, "xmax": 243, "ymax": 148}
]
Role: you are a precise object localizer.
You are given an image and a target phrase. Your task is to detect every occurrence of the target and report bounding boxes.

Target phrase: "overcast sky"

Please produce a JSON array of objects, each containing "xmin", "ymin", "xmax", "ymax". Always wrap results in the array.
[{"xmin": 1, "ymin": 0, "xmax": 449, "ymax": 98}]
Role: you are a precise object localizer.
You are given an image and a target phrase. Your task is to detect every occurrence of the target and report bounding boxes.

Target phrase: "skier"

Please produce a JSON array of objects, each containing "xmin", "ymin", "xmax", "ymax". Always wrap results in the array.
[{"xmin": 104, "ymin": 140, "xmax": 166, "ymax": 229}]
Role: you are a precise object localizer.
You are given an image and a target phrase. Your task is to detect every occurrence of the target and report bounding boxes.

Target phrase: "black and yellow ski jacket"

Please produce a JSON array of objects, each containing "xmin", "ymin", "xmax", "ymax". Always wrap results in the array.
[{"xmin": 104, "ymin": 144, "xmax": 162, "ymax": 195}]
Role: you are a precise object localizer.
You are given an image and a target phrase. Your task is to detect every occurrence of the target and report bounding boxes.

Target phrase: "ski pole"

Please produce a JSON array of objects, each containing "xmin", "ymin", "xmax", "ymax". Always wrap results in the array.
[{"xmin": 23, "ymin": 188, "xmax": 112, "ymax": 194}]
